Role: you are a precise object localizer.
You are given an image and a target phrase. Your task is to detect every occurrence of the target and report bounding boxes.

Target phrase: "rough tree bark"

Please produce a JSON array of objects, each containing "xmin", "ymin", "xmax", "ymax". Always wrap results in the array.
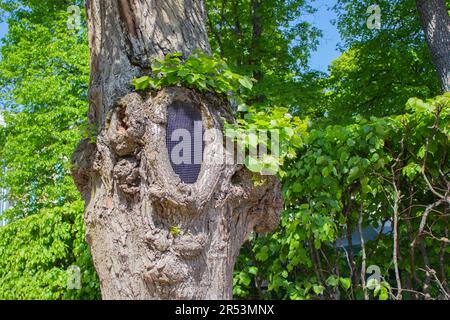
[
  {"xmin": 72, "ymin": 0, "xmax": 283, "ymax": 299},
  {"xmin": 416, "ymin": 0, "xmax": 450, "ymax": 92}
]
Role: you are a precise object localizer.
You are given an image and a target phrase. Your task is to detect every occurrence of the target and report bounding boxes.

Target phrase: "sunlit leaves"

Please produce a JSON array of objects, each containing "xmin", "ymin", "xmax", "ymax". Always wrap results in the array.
[
  {"xmin": 0, "ymin": 1, "xmax": 99, "ymax": 299},
  {"xmin": 132, "ymin": 51, "xmax": 255, "ymax": 97},
  {"xmin": 226, "ymin": 106, "xmax": 307, "ymax": 177},
  {"xmin": 325, "ymin": 0, "xmax": 441, "ymax": 123},
  {"xmin": 204, "ymin": 0, "xmax": 322, "ymax": 114},
  {"xmin": 234, "ymin": 94, "xmax": 449, "ymax": 300}
]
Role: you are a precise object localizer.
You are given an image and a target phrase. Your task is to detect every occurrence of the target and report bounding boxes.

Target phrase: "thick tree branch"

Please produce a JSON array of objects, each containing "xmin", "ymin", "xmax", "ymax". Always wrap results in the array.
[{"xmin": 416, "ymin": 0, "xmax": 450, "ymax": 92}]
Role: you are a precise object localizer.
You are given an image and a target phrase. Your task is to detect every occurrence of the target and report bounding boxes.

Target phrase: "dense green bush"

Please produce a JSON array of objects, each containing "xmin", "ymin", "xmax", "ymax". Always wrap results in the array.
[
  {"xmin": 0, "ymin": 0, "xmax": 100, "ymax": 299},
  {"xmin": 235, "ymin": 94, "xmax": 449, "ymax": 300}
]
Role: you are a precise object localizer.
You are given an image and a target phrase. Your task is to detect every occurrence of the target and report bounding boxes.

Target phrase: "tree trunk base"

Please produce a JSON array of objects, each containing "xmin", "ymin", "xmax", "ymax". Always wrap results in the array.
[{"xmin": 72, "ymin": 87, "xmax": 283, "ymax": 299}]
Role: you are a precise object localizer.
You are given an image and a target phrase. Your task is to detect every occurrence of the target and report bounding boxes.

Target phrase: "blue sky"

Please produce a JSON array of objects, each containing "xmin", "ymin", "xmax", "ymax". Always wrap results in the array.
[
  {"xmin": 0, "ymin": 21, "xmax": 6, "ymax": 40},
  {"xmin": 305, "ymin": 0, "xmax": 342, "ymax": 72},
  {"xmin": 0, "ymin": 0, "xmax": 342, "ymax": 72}
]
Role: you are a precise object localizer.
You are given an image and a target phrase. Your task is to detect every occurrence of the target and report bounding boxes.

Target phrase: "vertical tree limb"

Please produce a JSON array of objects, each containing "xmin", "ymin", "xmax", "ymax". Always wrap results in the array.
[{"xmin": 416, "ymin": 0, "xmax": 450, "ymax": 92}]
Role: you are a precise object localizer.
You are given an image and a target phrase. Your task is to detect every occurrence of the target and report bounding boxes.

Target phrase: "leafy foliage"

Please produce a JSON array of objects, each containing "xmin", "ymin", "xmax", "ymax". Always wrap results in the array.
[
  {"xmin": 132, "ymin": 52, "xmax": 308, "ymax": 177},
  {"xmin": 234, "ymin": 94, "xmax": 449, "ymax": 300},
  {"xmin": 0, "ymin": 200, "xmax": 99, "ymax": 299},
  {"xmin": 0, "ymin": 0, "xmax": 100, "ymax": 299},
  {"xmin": 323, "ymin": 0, "xmax": 441, "ymax": 123},
  {"xmin": 204, "ymin": 0, "xmax": 324, "ymax": 115},
  {"xmin": 225, "ymin": 106, "xmax": 307, "ymax": 177},
  {"xmin": 132, "ymin": 50, "xmax": 254, "ymax": 96}
]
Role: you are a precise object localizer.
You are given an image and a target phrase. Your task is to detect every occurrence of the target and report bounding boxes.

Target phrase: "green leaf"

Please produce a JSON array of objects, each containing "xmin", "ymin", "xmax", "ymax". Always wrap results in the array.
[
  {"xmin": 237, "ymin": 104, "xmax": 248, "ymax": 112},
  {"xmin": 313, "ymin": 285, "xmax": 325, "ymax": 295},
  {"xmin": 248, "ymin": 267, "xmax": 258, "ymax": 275},
  {"xmin": 316, "ymin": 156, "xmax": 327, "ymax": 165},
  {"xmin": 377, "ymin": 286, "xmax": 389, "ymax": 300},
  {"xmin": 239, "ymin": 273, "xmax": 251, "ymax": 286},
  {"xmin": 169, "ymin": 226, "xmax": 181, "ymax": 237},
  {"xmin": 151, "ymin": 60, "xmax": 164, "ymax": 72},
  {"xmin": 347, "ymin": 139, "xmax": 356, "ymax": 147},
  {"xmin": 326, "ymin": 276, "xmax": 339, "ymax": 287},
  {"xmin": 347, "ymin": 166, "xmax": 360, "ymax": 183},
  {"xmin": 339, "ymin": 278, "xmax": 351, "ymax": 290},
  {"xmin": 132, "ymin": 76, "xmax": 151, "ymax": 90},
  {"xmin": 256, "ymin": 246, "xmax": 269, "ymax": 262},
  {"xmin": 239, "ymin": 76, "xmax": 253, "ymax": 90}
]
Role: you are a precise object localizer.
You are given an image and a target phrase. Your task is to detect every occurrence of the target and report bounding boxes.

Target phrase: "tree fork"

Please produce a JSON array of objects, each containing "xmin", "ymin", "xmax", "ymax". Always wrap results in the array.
[{"xmin": 72, "ymin": 0, "xmax": 283, "ymax": 299}]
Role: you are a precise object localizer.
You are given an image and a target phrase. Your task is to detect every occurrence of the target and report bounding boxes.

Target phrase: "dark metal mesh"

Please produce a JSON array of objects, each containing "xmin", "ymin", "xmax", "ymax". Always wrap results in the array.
[{"xmin": 166, "ymin": 101, "xmax": 204, "ymax": 184}]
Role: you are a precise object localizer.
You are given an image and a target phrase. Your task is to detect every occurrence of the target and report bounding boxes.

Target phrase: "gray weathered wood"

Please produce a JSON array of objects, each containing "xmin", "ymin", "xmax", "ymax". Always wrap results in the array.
[{"xmin": 86, "ymin": 0, "xmax": 211, "ymax": 125}]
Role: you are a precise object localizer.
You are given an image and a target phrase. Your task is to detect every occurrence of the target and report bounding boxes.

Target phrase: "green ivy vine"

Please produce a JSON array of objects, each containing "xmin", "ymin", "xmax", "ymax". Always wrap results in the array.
[{"xmin": 132, "ymin": 51, "xmax": 307, "ymax": 177}]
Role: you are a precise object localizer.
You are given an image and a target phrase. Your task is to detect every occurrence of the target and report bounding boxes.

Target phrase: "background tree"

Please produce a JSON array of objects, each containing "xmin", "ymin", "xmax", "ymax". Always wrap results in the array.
[
  {"xmin": 205, "ymin": 0, "xmax": 323, "ymax": 114},
  {"xmin": 325, "ymin": 0, "xmax": 442, "ymax": 123},
  {"xmin": 416, "ymin": 0, "xmax": 450, "ymax": 92},
  {"xmin": 0, "ymin": 0, "xmax": 99, "ymax": 299}
]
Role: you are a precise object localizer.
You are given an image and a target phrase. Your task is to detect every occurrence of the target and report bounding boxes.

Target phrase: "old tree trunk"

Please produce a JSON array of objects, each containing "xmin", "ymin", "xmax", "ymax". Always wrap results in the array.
[
  {"xmin": 71, "ymin": 0, "xmax": 283, "ymax": 299},
  {"xmin": 416, "ymin": 0, "xmax": 450, "ymax": 92}
]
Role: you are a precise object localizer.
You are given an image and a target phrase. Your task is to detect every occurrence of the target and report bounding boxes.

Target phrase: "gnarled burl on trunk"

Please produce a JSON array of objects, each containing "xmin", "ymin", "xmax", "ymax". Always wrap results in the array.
[{"xmin": 71, "ymin": 0, "xmax": 283, "ymax": 299}]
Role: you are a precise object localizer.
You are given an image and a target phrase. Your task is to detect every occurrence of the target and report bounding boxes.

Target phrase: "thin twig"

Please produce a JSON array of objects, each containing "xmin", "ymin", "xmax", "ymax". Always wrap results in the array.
[
  {"xmin": 358, "ymin": 200, "xmax": 368, "ymax": 300},
  {"xmin": 411, "ymin": 199, "xmax": 448, "ymax": 248},
  {"xmin": 390, "ymin": 135, "xmax": 404, "ymax": 300}
]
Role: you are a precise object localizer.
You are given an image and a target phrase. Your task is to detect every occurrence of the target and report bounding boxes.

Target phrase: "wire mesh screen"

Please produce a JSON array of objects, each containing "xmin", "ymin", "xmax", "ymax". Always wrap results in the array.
[{"xmin": 166, "ymin": 101, "xmax": 204, "ymax": 184}]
